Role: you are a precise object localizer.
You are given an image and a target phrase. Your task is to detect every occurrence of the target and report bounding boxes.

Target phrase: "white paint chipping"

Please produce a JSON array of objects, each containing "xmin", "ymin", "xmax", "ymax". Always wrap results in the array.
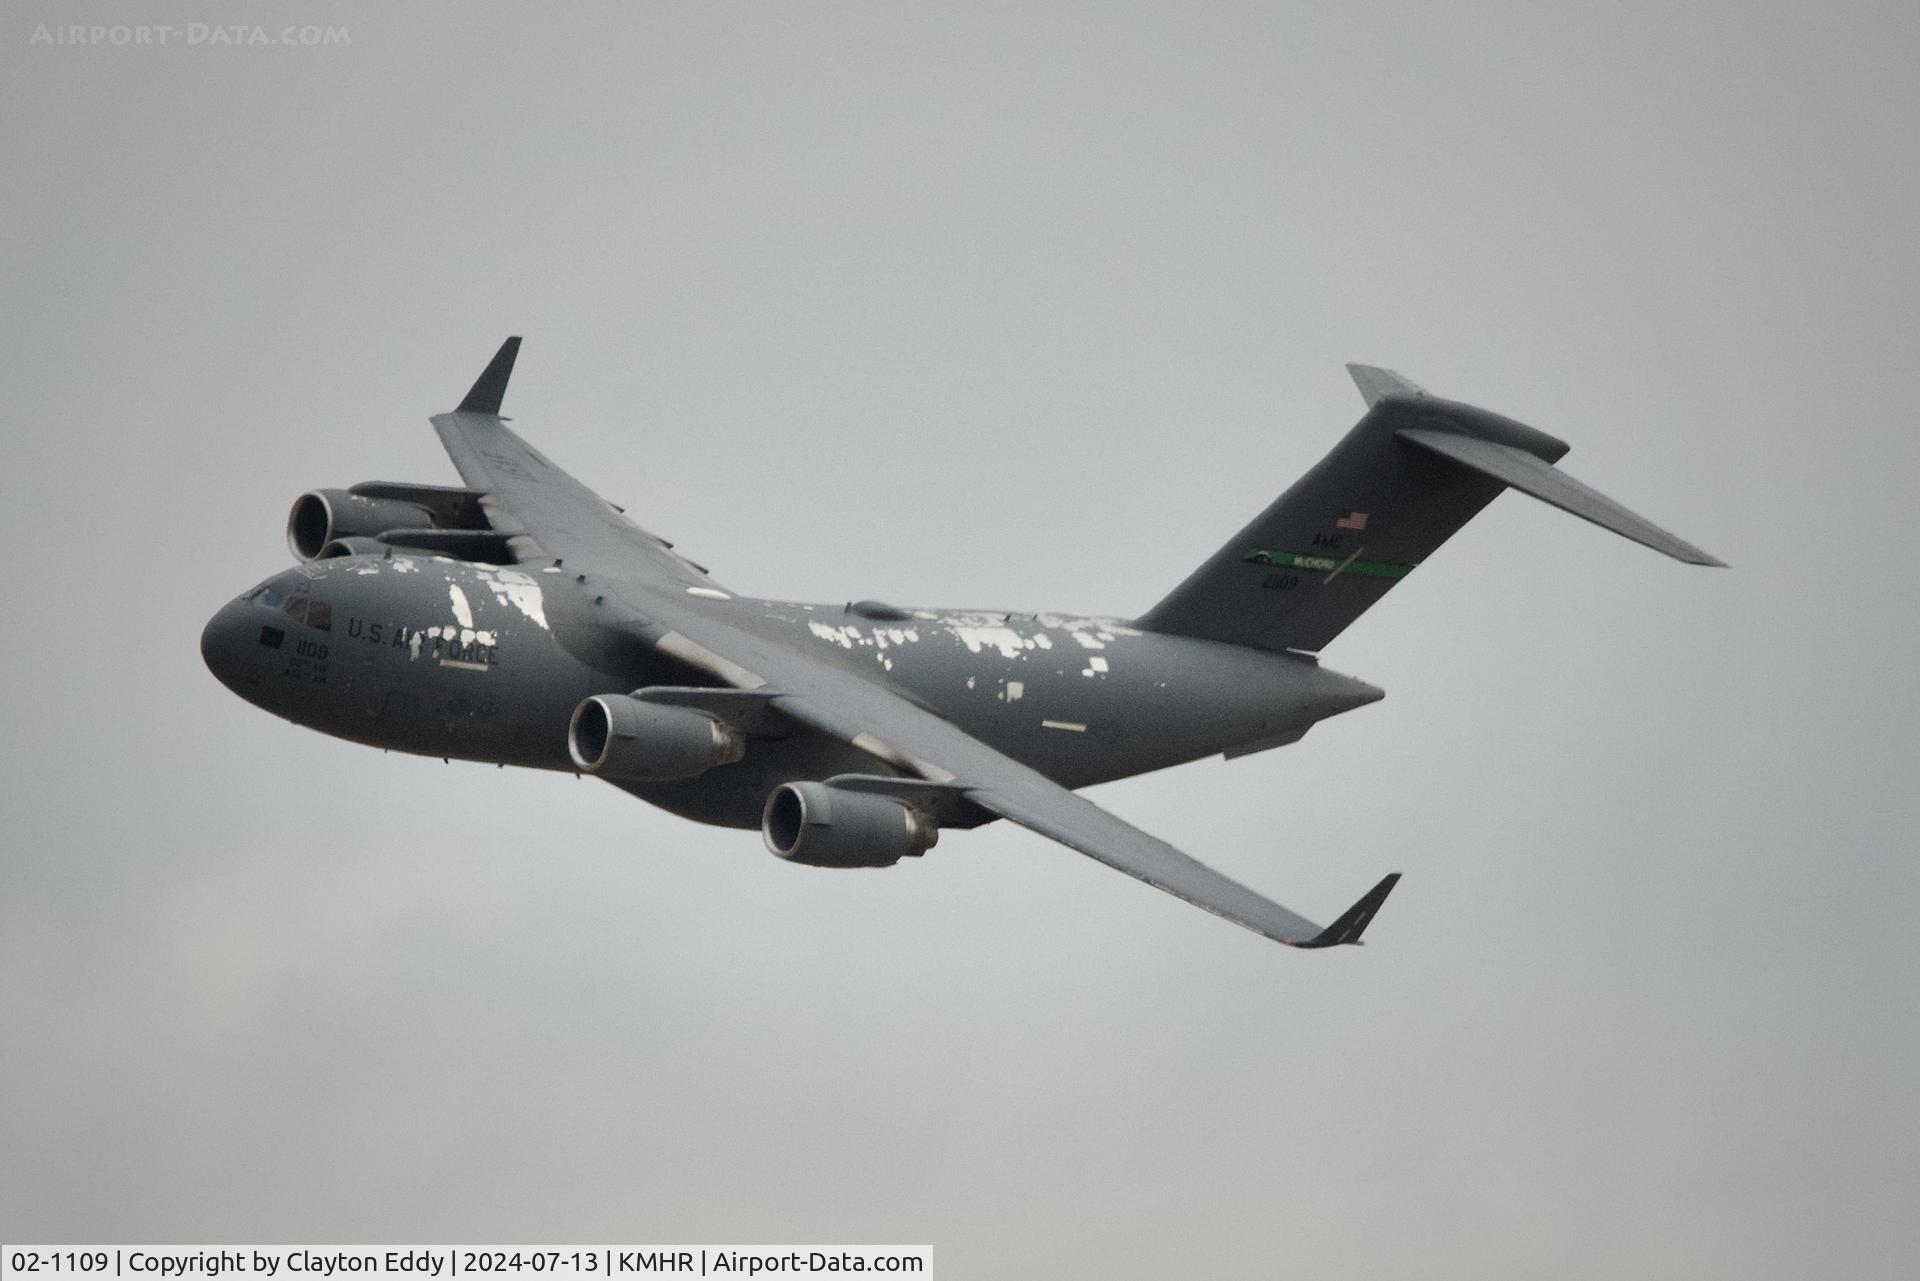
[
  {"xmin": 473, "ymin": 567, "xmax": 548, "ymax": 629},
  {"xmin": 448, "ymin": 583, "xmax": 474, "ymax": 630},
  {"xmin": 1006, "ymin": 680, "xmax": 1025, "ymax": 701},
  {"xmin": 809, "ymin": 620, "xmax": 863, "ymax": 649},
  {"xmin": 952, "ymin": 625, "xmax": 1026, "ymax": 660}
]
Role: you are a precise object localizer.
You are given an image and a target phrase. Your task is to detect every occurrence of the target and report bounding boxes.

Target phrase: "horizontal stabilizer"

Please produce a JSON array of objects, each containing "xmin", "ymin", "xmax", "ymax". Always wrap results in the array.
[
  {"xmin": 1396, "ymin": 427, "xmax": 1726, "ymax": 566},
  {"xmin": 1347, "ymin": 364, "xmax": 1428, "ymax": 406},
  {"xmin": 1293, "ymin": 872, "xmax": 1402, "ymax": 949},
  {"xmin": 456, "ymin": 336, "xmax": 522, "ymax": 415}
]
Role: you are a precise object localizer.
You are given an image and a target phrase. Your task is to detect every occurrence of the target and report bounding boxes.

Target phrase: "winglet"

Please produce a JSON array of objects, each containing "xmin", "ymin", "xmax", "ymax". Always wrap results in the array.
[
  {"xmin": 1346, "ymin": 364, "xmax": 1427, "ymax": 407},
  {"xmin": 456, "ymin": 336, "xmax": 522, "ymax": 415},
  {"xmin": 1292, "ymin": 872, "xmax": 1401, "ymax": 948}
]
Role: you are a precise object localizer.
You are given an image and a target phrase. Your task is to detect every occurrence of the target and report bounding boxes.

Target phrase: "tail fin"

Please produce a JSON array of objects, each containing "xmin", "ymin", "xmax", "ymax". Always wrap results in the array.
[{"xmin": 1137, "ymin": 367, "xmax": 1723, "ymax": 653}]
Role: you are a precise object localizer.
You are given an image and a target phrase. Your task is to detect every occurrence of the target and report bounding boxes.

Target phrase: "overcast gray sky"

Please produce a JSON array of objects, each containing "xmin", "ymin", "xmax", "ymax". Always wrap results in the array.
[{"xmin": 4, "ymin": 2, "xmax": 1917, "ymax": 1276}]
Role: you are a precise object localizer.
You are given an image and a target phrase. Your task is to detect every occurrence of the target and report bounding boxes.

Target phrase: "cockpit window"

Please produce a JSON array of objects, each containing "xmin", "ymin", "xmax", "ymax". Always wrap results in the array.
[
  {"xmin": 246, "ymin": 570, "xmax": 300, "ymax": 608},
  {"xmin": 277, "ymin": 594, "xmax": 332, "ymax": 630}
]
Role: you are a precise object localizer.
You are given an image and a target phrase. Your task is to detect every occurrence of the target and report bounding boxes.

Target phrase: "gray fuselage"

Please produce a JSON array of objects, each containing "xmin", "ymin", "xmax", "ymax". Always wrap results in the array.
[{"xmin": 200, "ymin": 552, "xmax": 1382, "ymax": 829}]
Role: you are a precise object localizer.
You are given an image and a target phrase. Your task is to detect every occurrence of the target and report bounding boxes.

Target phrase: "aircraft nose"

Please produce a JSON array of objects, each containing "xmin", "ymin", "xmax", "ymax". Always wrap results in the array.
[{"xmin": 200, "ymin": 599, "xmax": 258, "ymax": 694}]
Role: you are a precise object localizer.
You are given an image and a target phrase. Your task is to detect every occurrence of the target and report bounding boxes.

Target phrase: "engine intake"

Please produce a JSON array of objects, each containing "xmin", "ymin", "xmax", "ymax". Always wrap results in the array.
[
  {"xmin": 568, "ymin": 694, "xmax": 745, "ymax": 782},
  {"xmin": 762, "ymin": 781, "xmax": 938, "ymax": 868}
]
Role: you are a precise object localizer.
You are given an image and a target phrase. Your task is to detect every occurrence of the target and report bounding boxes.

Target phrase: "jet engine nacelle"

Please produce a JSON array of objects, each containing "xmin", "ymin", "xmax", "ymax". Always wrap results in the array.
[
  {"xmin": 316, "ymin": 536, "xmax": 390, "ymax": 560},
  {"xmin": 761, "ymin": 781, "xmax": 939, "ymax": 868},
  {"xmin": 319, "ymin": 529, "xmax": 521, "ymax": 564},
  {"xmin": 287, "ymin": 482, "xmax": 491, "ymax": 561},
  {"xmin": 567, "ymin": 694, "xmax": 746, "ymax": 782}
]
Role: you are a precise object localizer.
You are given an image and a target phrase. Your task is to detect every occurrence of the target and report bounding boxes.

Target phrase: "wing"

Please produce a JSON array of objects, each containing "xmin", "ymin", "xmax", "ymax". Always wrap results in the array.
[
  {"xmin": 631, "ymin": 605, "xmax": 1400, "ymax": 948},
  {"xmin": 432, "ymin": 340, "xmax": 1399, "ymax": 949},
  {"xmin": 430, "ymin": 337, "xmax": 720, "ymax": 588}
]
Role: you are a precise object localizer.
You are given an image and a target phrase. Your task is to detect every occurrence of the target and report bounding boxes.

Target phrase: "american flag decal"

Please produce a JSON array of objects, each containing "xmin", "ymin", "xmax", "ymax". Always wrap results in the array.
[{"xmin": 1335, "ymin": 510, "xmax": 1369, "ymax": 530}]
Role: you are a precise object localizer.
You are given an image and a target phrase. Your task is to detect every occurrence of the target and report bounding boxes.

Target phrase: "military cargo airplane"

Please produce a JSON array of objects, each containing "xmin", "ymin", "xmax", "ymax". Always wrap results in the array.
[{"xmin": 201, "ymin": 340, "xmax": 1721, "ymax": 949}]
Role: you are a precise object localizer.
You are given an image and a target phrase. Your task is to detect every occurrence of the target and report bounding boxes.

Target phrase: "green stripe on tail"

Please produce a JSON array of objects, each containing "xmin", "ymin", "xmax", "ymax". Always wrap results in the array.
[{"xmin": 1243, "ymin": 549, "xmax": 1417, "ymax": 580}]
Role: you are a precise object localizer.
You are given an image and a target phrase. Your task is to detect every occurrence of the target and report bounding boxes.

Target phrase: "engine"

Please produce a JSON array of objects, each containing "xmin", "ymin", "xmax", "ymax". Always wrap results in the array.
[
  {"xmin": 314, "ymin": 536, "xmax": 390, "ymax": 560},
  {"xmin": 567, "ymin": 694, "xmax": 746, "ymax": 782},
  {"xmin": 286, "ymin": 481, "xmax": 491, "ymax": 561},
  {"xmin": 317, "ymin": 529, "xmax": 520, "ymax": 563},
  {"xmin": 761, "ymin": 781, "xmax": 938, "ymax": 868}
]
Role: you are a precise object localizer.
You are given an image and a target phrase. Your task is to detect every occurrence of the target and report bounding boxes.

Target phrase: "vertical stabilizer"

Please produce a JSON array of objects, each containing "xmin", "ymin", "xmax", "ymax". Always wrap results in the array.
[{"xmin": 1137, "ymin": 370, "xmax": 1721, "ymax": 652}]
